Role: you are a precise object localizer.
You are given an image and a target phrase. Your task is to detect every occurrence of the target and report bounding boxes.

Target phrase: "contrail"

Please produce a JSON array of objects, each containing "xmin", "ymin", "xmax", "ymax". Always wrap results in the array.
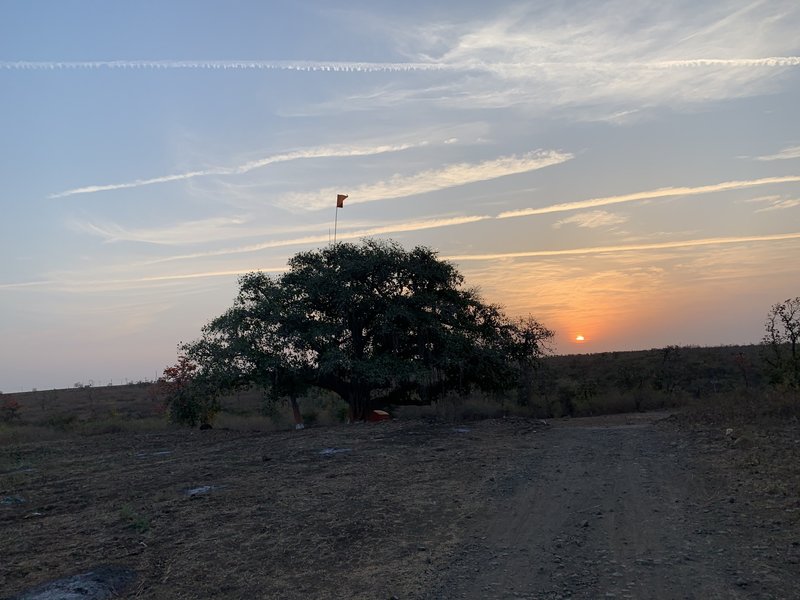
[
  {"xmin": 49, "ymin": 141, "xmax": 426, "ymax": 199},
  {"xmin": 498, "ymin": 176, "xmax": 800, "ymax": 219},
  {"xmin": 3, "ymin": 57, "xmax": 799, "ymax": 74},
  {"xmin": 0, "ymin": 60, "xmax": 454, "ymax": 73},
  {"xmin": 445, "ymin": 232, "xmax": 800, "ymax": 261},
  {"xmin": 650, "ymin": 57, "xmax": 800, "ymax": 68}
]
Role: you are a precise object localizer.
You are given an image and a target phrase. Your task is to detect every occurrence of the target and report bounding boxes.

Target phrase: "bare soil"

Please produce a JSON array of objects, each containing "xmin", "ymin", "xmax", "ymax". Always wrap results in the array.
[{"xmin": 2, "ymin": 413, "xmax": 799, "ymax": 599}]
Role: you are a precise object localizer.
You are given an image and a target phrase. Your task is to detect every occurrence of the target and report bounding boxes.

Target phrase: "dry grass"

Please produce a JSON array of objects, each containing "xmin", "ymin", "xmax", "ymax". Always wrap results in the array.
[
  {"xmin": 0, "ymin": 424, "xmax": 69, "ymax": 445},
  {"xmin": 0, "ymin": 418, "xmax": 548, "ymax": 599},
  {"xmin": 665, "ymin": 387, "xmax": 800, "ymax": 535},
  {"xmin": 680, "ymin": 387, "xmax": 800, "ymax": 427},
  {"xmin": 4, "ymin": 384, "xmax": 163, "ymax": 424},
  {"xmin": 213, "ymin": 413, "xmax": 280, "ymax": 432}
]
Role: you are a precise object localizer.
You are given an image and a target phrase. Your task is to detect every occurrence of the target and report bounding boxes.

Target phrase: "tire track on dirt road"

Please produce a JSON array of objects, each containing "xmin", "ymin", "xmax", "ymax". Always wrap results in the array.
[{"xmin": 424, "ymin": 415, "xmax": 750, "ymax": 599}]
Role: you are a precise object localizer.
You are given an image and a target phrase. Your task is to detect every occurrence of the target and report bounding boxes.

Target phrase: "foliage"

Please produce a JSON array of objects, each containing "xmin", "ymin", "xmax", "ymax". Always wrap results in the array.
[
  {"xmin": 183, "ymin": 240, "xmax": 553, "ymax": 420},
  {"xmin": 532, "ymin": 343, "xmax": 773, "ymax": 418},
  {"xmin": 119, "ymin": 504, "xmax": 150, "ymax": 533},
  {"xmin": 159, "ymin": 356, "xmax": 220, "ymax": 427},
  {"xmin": 1, "ymin": 398, "xmax": 21, "ymax": 423},
  {"xmin": 762, "ymin": 296, "xmax": 800, "ymax": 388}
]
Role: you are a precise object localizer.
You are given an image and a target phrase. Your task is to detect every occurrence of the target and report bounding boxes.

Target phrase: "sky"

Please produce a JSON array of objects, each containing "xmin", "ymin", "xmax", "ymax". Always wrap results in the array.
[{"xmin": 1, "ymin": 0, "xmax": 799, "ymax": 392}]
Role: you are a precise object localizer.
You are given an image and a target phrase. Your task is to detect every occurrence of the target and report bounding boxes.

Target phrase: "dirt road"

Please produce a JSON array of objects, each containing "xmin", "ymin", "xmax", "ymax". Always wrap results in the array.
[{"xmin": 423, "ymin": 413, "xmax": 798, "ymax": 599}]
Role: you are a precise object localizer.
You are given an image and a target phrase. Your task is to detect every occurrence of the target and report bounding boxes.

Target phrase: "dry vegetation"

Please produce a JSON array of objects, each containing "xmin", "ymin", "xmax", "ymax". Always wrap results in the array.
[
  {"xmin": 671, "ymin": 387, "xmax": 800, "ymax": 529},
  {"xmin": 1, "ymin": 343, "xmax": 798, "ymax": 598},
  {"xmin": 1, "ymin": 417, "xmax": 551, "ymax": 599}
]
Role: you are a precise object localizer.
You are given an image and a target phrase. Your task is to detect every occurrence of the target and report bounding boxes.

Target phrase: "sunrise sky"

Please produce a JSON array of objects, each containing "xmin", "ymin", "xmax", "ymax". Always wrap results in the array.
[{"xmin": 2, "ymin": 1, "xmax": 799, "ymax": 391}]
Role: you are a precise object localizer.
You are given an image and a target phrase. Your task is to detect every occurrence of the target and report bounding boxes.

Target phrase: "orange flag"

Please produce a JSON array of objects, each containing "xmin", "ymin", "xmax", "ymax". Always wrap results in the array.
[{"xmin": 336, "ymin": 194, "xmax": 348, "ymax": 208}]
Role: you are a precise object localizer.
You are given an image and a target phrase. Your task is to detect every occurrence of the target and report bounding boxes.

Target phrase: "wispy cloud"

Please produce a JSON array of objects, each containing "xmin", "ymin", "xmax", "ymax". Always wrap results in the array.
[
  {"xmin": 281, "ymin": 150, "xmax": 573, "ymax": 211},
  {"xmin": 0, "ymin": 267, "xmax": 288, "ymax": 293},
  {"xmin": 552, "ymin": 210, "xmax": 628, "ymax": 229},
  {"xmin": 0, "ymin": 280, "xmax": 54, "ymax": 290},
  {"xmin": 445, "ymin": 232, "xmax": 800, "ymax": 262},
  {"xmin": 330, "ymin": 2, "xmax": 800, "ymax": 114},
  {"xmin": 71, "ymin": 216, "xmax": 252, "ymax": 245},
  {"xmin": 71, "ymin": 215, "xmax": 345, "ymax": 246},
  {"xmin": 147, "ymin": 214, "xmax": 491, "ymax": 264},
  {"xmin": 4, "ymin": 5, "xmax": 799, "ymax": 123},
  {"xmin": 498, "ymin": 176, "xmax": 800, "ymax": 219},
  {"xmin": 49, "ymin": 141, "xmax": 428, "ymax": 199},
  {"xmin": 2, "ymin": 215, "xmax": 488, "ymax": 290},
  {"xmin": 755, "ymin": 145, "xmax": 800, "ymax": 161},
  {"xmin": 748, "ymin": 196, "xmax": 800, "ymax": 212},
  {"xmin": 125, "ymin": 174, "xmax": 800, "ymax": 264}
]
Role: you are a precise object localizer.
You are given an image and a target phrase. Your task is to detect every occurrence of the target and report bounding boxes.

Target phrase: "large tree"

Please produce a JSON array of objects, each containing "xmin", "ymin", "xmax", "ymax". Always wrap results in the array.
[{"xmin": 183, "ymin": 240, "xmax": 553, "ymax": 420}]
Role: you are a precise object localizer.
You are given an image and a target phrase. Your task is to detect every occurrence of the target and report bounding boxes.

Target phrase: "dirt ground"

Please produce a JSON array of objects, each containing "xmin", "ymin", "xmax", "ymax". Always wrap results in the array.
[{"xmin": 2, "ymin": 413, "xmax": 799, "ymax": 599}]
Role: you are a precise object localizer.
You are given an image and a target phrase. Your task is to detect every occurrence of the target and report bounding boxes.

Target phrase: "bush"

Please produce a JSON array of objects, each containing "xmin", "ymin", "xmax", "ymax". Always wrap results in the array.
[
  {"xmin": 41, "ymin": 413, "xmax": 78, "ymax": 430},
  {"xmin": 300, "ymin": 410, "xmax": 319, "ymax": 426},
  {"xmin": 159, "ymin": 356, "xmax": 220, "ymax": 427},
  {"xmin": 0, "ymin": 398, "xmax": 21, "ymax": 423}
]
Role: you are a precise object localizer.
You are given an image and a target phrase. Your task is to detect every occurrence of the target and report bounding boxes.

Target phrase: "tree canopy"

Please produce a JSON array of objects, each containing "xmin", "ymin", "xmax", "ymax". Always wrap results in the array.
[
  {"xmin": 762, "ymin": 296, "xmax": 800, "ymax": 388},
  {"xmin": 181, "ymin": 239, "xmax": 553, "ymax": 421}
]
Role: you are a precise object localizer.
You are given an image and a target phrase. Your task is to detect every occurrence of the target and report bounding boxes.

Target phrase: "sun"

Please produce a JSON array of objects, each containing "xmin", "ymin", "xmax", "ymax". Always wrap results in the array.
[{"xmin": 575, "ymin": 335, "xmax": 585, "ymax": 342}]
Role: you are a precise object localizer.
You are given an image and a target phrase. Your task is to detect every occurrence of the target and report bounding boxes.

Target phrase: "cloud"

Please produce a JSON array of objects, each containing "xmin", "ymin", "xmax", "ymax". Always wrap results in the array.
[
  {"xmin": 147, "ymin": 214, "xmax": 492, "ymax": 264},
  {"xmin": 281, "ymin": 150, "xmax": 573, "ymax": 211},
  {"xmin": 71, "ymin": 216, "xmax": 253, "ymax": 245},
  {"xmin": 49, "ymin": 141, "xmax": 428, "ymax": 199},
  {"xmin": 109, "ymin": 172, "xmax": 799, "ymax": 264},
  {"xmin": 498, "ymin": 176, "xmax": 800, "ymax": 219},
  {"xmin": 755, "ymin": 145, "xmax": 800, "ymax": 161},
  {"xmin": 71, "ymin": 215, "xmax": 349, "ymax": 246},
  {"xmin": 0, "ymin": 267, "xmax": 290, "ymax": 294},
  {"xmin": 326, "ymin": 2, "xmax": 800, "ymax": 114},
  {"xmin": 754, "ymin": 198, "xmax": 800, "ymax": 212},
  {"xmin": 743, "ymin": 194, "xmax": 800, "ymax": 211},
  {"xmin": 7, "ymin": 4, "xmax": 800, "ymax": 121},
  {"xmin": 0, "ymin": 280, "xmax": 53, "ymax": 290},
  {"xmin": 2, "ymin": 214, "xmax": 486, "ymax": 292},
  {"xmin": 445, "ymin": 232, "xmax": 800, "ymax": 262},
  {"xmin": 552, "ymin": 210, "xmax": 628, "ymax": 229}
]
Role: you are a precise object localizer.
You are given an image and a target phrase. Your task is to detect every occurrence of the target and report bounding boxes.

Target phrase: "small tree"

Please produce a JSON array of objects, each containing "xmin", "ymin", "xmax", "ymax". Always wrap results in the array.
[
  {"xmin": 159, "ymin": 356, "xmax": 220, "ymax": 427},
  {"xmin": 762, "ymin": 297, "xmax": 800, "ymax": 388},
  {"xmin": 182, "ymin": 239, "xmax": 554, "ymax": 420},
  {"xmin": 1, "ymin": 398, "xmax": 21, "ymax": 423}
]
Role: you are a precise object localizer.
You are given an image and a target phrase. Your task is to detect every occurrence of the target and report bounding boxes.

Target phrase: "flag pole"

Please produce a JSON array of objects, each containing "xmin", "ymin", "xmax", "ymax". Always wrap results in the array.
[
  {"xmin": 334, "ymin": 206, "xmax": 339, "ymax": 244},
  {"xmin": 333, "ymin": 194, "xmax": 347, "ymax": 244}
]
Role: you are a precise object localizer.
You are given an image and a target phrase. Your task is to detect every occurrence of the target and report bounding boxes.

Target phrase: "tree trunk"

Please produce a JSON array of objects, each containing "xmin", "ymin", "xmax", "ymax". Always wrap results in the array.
[
  {"xmin": 348, "ymin": 386, "xmax": 372, "ymax": 421},
  {"xmin": 290, "ymin": 396, "xmax": 304, "ymax": 429}
]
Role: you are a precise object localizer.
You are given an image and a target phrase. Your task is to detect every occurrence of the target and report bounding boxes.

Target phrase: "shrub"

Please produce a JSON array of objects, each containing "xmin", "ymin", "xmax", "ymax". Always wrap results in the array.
[
  {"xmin": 301, "ymin": 410, "xmax": 319, "ymax": 426},
  {"xmin": 120, "ymin": 505, "xmax": 150, "ymax": 533},
  {"xmin": 41, "ymin": 413, "xmax": 78, "ymax": 430},
  {"xmin": 159, "ymin": 356, "xmax": 220, "ymax": 427},
  {"xmin": 1, "ymin": 398, "xmax": 21, "ymax": 423}
]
